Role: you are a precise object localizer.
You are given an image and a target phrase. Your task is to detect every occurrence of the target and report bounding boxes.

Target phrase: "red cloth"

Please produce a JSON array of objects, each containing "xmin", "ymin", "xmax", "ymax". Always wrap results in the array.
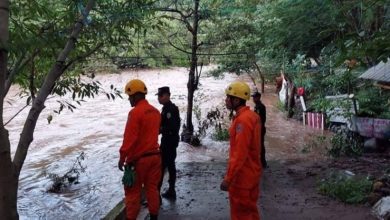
[{"xmin": 297, "ymin": 87, "xmax": 305, "ymax": 96}]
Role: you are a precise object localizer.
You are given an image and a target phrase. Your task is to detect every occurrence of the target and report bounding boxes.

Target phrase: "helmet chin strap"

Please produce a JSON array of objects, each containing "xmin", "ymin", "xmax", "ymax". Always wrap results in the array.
[
  {"xmin": 228, "ymin": 96, "xmax": 236, "ymax": 120},
  {"xmin": 229, "ymin": 109, "xmax": 234, "ymax": 120}
]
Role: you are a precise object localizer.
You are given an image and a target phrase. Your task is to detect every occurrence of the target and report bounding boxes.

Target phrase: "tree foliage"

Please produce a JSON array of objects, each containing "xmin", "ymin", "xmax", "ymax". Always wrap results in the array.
[
  {"xmin": 1, "ymin": 0, "xmax": 159, "ymax": 218},
  {"xmin": 9, "ymin": 0, "xmax": 157, "ymax": 107},
  {"xmin": 203, "ymin": 0, "xmax": 390, "ymax": 118}
]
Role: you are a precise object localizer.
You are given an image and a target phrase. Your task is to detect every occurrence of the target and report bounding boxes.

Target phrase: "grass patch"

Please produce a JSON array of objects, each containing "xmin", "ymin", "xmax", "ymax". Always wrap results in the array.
[
  {"xmin": 300, "ymin": 135, "xmax": 328, "ymax": 153},
  {"xmin": 318, "ymin": 172, "xmax": 372, "ymax": 204},
  {"xmin": 328, "ymin": 131, "xmax": 363, "ymax": 158}
]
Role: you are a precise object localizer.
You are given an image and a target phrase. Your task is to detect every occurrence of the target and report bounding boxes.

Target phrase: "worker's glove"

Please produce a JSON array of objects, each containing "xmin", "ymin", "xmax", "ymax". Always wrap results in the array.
[
  {"xmin": 220, "ymin": 180, "xmax": 229, "ymax": 191},
  {"xmin": 118, "ymin": 159, "xmax": 125, "ymax": 171},
  {"xmin": 122, "ymin": 163, "xmax": 136, "ymax": 187}
]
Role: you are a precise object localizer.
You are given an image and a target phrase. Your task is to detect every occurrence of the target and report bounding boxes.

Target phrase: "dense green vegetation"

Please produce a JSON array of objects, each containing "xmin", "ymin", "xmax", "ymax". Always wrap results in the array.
[
  {"xmin": 8, "ymin": 0, "xmax": 389, "ymax": 119},
  {"xmin": 219, "ymin": 0, "xmax": 389, "ymax": 119},
  {"xmin": 7, "ymin": 0, "xmax": 158, "ymax": 110},
  {"xmin": 111, "ymin": 0, "xmax": 390, "ymax": 119}
]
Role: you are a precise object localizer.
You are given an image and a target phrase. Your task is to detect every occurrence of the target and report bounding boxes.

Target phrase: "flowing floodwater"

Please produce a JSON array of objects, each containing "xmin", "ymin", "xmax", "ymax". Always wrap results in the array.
[
  {"xmin": 4, "ymin": 67, "xmax": 328, "ymax": 219},
  {"xmin": 5, "ymin": 67, "xmax": 233, "ymax": 219}
]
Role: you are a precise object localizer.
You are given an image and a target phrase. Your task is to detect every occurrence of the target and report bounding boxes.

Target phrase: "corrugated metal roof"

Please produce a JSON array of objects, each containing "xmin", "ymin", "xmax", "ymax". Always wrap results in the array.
[{"xmin": 359, "ymin": 60, "xmax": 390, "ymax": 82}]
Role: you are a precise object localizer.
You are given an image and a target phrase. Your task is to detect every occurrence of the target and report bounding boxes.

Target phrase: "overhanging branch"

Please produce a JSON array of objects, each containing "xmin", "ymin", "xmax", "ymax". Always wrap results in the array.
[
  {"xmin": 12, "ymin": 0, "xmax": 96, "ymax": 175},
  {"xmin": 63, "ymin": 42, "xmax": 103, "ymax": 71},
  {"xmin": 160, "ymin": 14, "xmax": 193, "ymax": 33},
  {"xmin": 167, "ymin": 38, "xmax": 249, "ymax": 56},
  {"xmin": 4, "ymin": 49, "xmax": 40, "ymax": 96},
  {"xmin": 168, "ymin": 33, "xmax": 248, "ymax": 56},
  {"xmin": 167, "ymin": 34, "xmax": 189, "ymax": 54},
  {"xmin": 4, "ymin": 104, "xmax": 29, "ymax": 127},
  {"xmin": 156, "ymin": 8, "xmax": 192, "ymax": 20},
  {"xmin": 157, "ymin": 7, "xmax": 195, "ymax": 33}
]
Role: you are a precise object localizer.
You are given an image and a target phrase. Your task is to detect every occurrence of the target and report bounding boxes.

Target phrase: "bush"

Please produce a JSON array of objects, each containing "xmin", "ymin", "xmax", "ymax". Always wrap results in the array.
[
  {"xmin": 212, "ymin": 128, "xmax": 229, "ymax": 141},
  {"xmin": 300, "ymin": 135, "xmax": 328, "ymax": 153},
  {"xmin": 356, "ymin": 86, "xmax": 390, "ymax": 119},
  {"xmin": 192, "ymin": 103, "xmax": 231, "ymax": 145},
  {"xmin": 328, "ymin": 127, "xmax": 363, "ymax": 157},
  {"xmin": 207, "ymin": 67, "xmax": 225, "ymax": 79},
  {"xmin": 319, "ymin": 172, "xmax": 372, "ymax": 204},
  {"xmin": 46, "ymin": 152, "xmax": 86, "ymax": 193}
]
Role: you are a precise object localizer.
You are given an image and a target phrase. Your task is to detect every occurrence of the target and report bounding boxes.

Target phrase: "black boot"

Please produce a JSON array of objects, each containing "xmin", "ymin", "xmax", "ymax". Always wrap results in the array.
[
  {"xmin": 144, "ymin": 213, "xmax": 158, "ymax": 220},
  {"xmin": 161, "ymin": 187, "xmax": 176, "ymax": 200},
  {"xmin": 262, "ymin": 161, "xmax": 268, "ymax": 169}
]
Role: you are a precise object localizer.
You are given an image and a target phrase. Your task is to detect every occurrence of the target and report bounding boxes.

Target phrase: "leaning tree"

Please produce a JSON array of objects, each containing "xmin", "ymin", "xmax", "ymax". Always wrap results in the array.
[{"xmin": 0, "ymin": 0, "xmax": 155, "ymax": 218}]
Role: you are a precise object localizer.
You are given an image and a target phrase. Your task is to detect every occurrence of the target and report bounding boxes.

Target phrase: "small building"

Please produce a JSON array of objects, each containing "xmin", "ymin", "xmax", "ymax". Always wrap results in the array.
[
  {"xmin": 359, "ymin": 60, "xmax": 390, "ymax": 90},
  {"xmin": 356, "ymin": 60, "xmax": 390, "ymax": 140}
]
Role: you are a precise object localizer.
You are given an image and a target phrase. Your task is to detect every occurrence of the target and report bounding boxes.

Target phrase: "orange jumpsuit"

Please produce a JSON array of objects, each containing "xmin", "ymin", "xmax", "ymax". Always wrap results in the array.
[
  {"xmin": 224, "ymin": 106, "xmax": 262, "ymax": 220},
  {"xmin": 119, "ymin": 99, "xmax": 162, "ymax": 220}
]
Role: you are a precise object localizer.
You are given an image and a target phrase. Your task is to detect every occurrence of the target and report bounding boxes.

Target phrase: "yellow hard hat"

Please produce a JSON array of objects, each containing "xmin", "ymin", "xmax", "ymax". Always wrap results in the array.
[
  {"xmin": 225, "ymin": 81, "xmax": 250, "ymax": 100},
  {"xmin": 125, "ymin": 79, "xmax": 147, "ymax": 96}
]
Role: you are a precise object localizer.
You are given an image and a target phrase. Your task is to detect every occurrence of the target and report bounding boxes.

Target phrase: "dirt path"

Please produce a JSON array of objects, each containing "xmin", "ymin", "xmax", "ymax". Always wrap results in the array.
[
  {"xmin": 257, "ymin": 84, "xmax": 330, "ymax": 162},
  {"xmin": 261, "ymin": 162, "xmax": 373, "ymax": 220},
  {"xmin": 154, "ymin": 161, "xmax": 373, "ymax": 220}
]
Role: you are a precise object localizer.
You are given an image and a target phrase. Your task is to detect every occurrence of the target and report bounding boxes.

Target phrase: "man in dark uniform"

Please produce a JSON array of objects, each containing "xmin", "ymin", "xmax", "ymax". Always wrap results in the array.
[
  {"xmin": 157, "ymin": 86, "xmax": 181, "ymax": 200},
  {"xmin": 252, "ymin": 91, "xmax": 268, "ymax": 168}
]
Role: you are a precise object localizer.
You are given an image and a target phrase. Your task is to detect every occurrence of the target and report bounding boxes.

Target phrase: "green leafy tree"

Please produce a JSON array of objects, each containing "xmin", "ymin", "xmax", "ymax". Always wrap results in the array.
[
  {"xmin": 155, "ymin": 0, "xmax": 212, "ymax": 141},
  {"xmin": 207, "ymin": 0, "xmax": 389, "ymax": 120},
  {"xmin": 204, "ymin": 0, "xmax": 268, "ymax": 91},
  {"xmin": 0, "ymin": 0, "xmax": 156, "ymax": 218}
]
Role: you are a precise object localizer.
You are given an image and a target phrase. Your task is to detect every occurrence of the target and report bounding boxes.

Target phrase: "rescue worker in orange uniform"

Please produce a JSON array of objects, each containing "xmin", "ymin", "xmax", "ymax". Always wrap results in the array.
[
  {"xmin": 220, "ymin": 81, "xmax": 263, "ymax": 220},
  {"xmin": 118, "ymin": 79, "xmax": 162, "ymax": 220}
]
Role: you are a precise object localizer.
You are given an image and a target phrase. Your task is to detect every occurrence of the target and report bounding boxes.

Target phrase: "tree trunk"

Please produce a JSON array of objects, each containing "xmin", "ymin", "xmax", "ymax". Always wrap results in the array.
[
  {"xmin": 0, "ymin": 0, "xmax": 9, "ymax": 124},
  {"xmin": 287, "ymin": 83, "xmax": 295, "ymax": 118},
  {"xmin": 0, "ymin": 2, "xmax": 17, "ymax": 218},
  {"xmin": 13, "ymin": 0, "xmax": 95, "ymax": 176},
  {"xmin": 253, "ymin": 62, "xmax": 265, "ymax": 93},
  {"xmin": 0, "ymin": 0, "xmax": 95, "ymax": 218},
  {"xmin": 260, "ymin": 75, "xmax": 265, "ymax": 93},
  {"xmin": 0, "ymin": 129, "xmax": 18, "ymax": 220},
  {"xmin": 183, "ymin": 0, "xmax": 199, "ymax": 142}
]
